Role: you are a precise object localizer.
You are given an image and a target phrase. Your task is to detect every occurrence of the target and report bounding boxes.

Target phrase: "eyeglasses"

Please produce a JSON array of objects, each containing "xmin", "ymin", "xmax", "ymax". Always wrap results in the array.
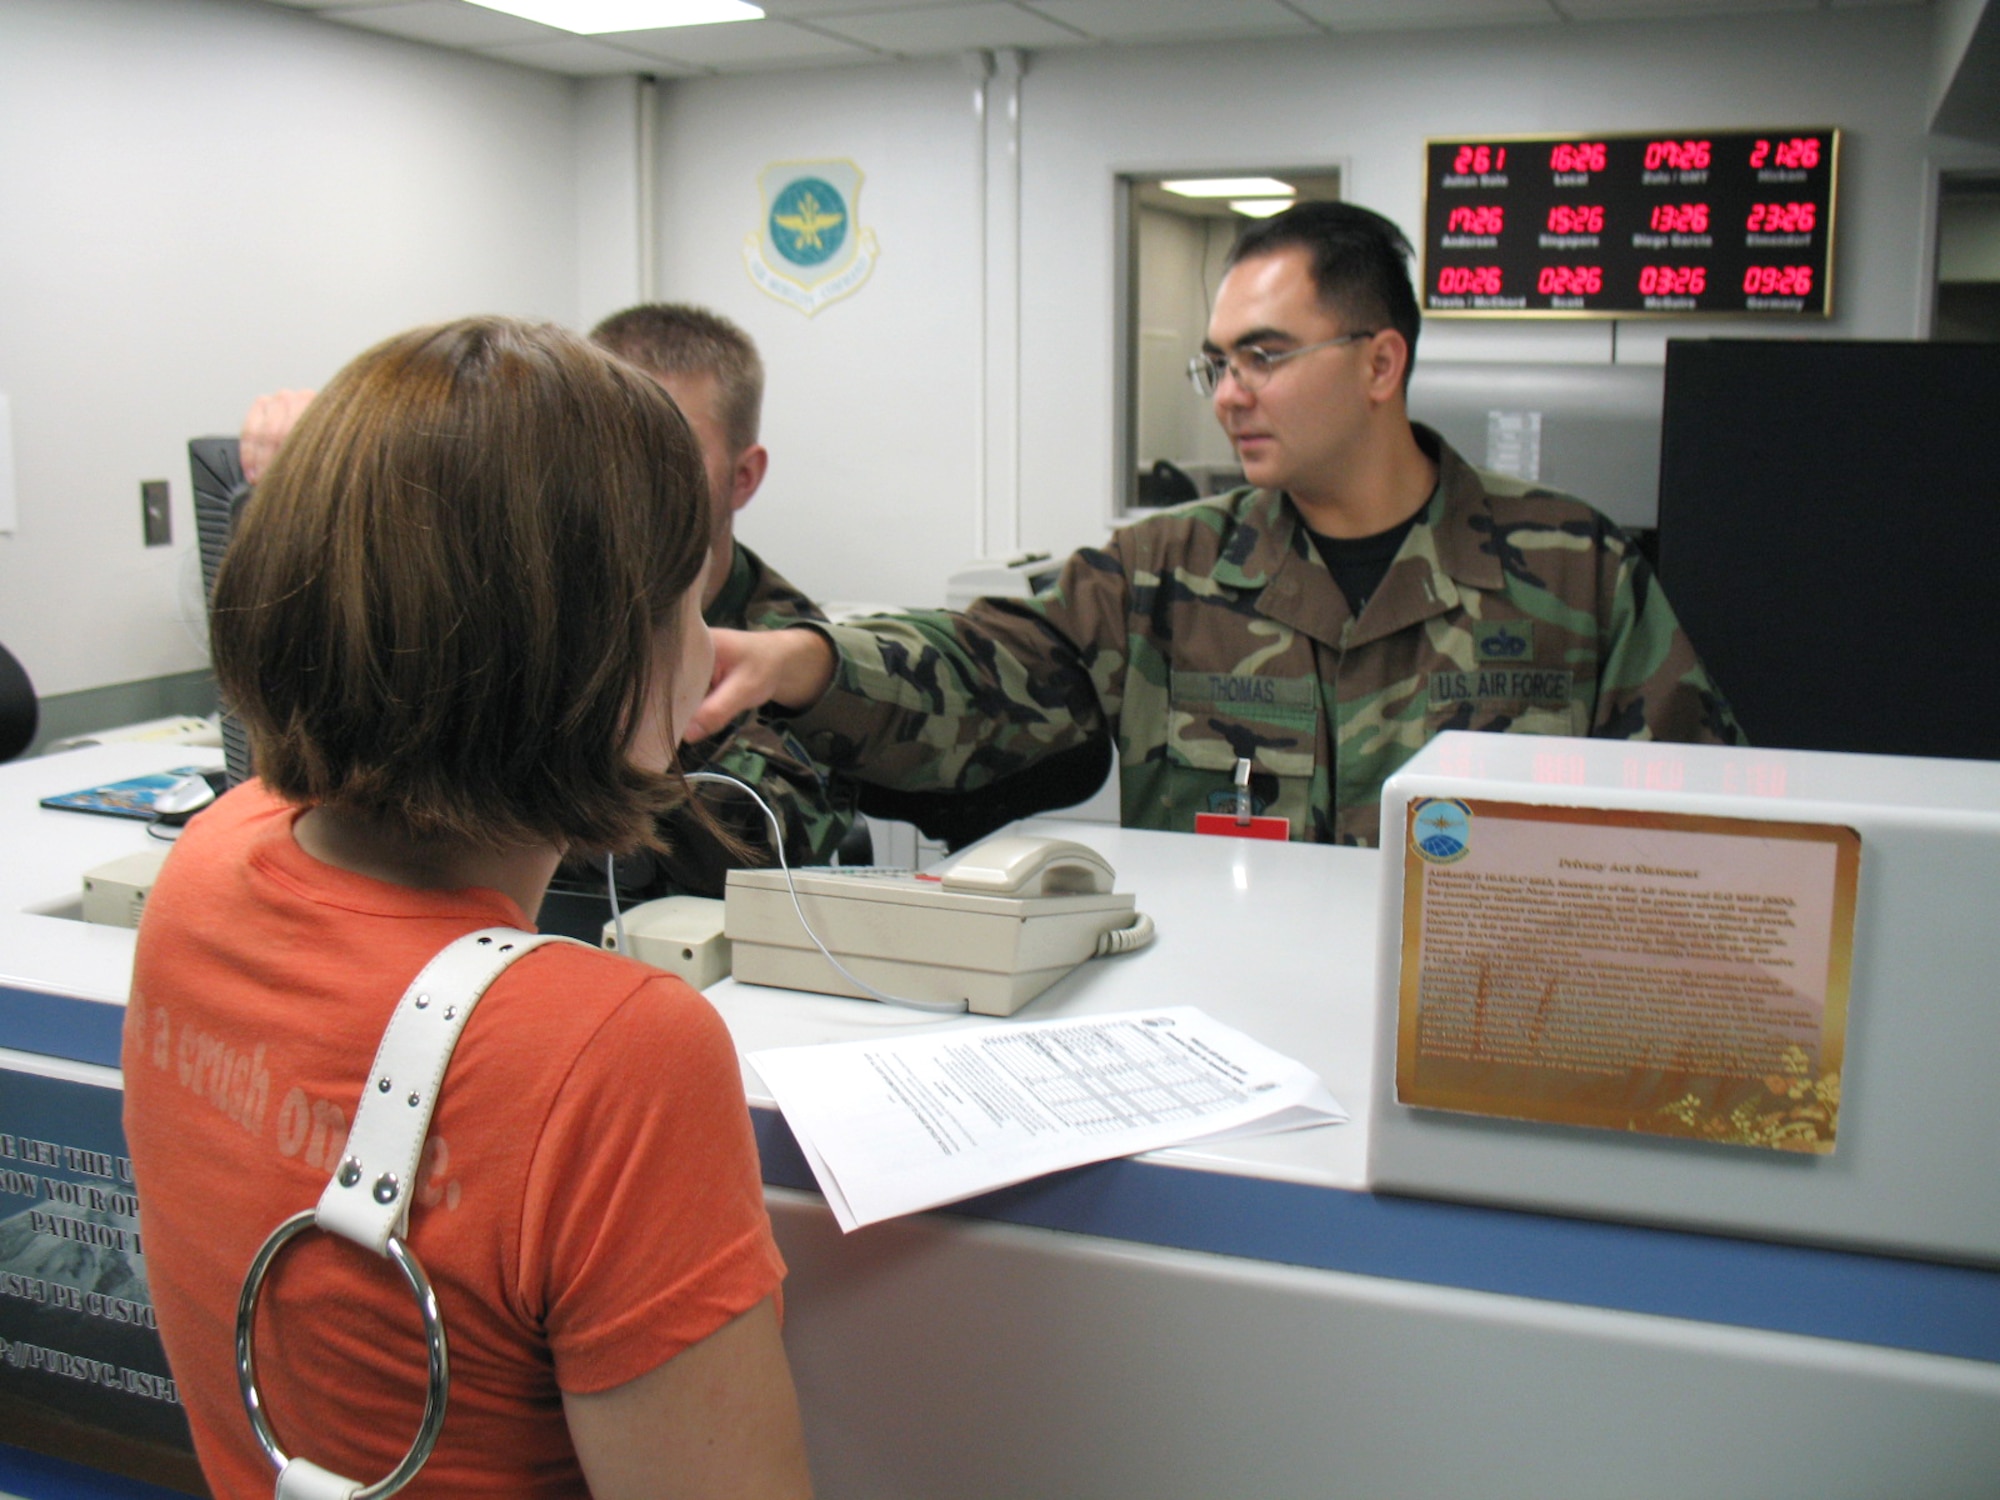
[{"xmin": 1187, "ymin": 331, "xmax": 1379, "ymax": 397}]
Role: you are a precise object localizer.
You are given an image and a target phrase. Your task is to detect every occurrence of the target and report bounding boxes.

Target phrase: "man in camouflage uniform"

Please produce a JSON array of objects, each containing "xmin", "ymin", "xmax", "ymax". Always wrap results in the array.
[
  {"xmin": 689, "ymin": 205, "xmax": 1739, "ymax": 847},
  {"xmin": 240, "ymin": 304, "xmax": 856, "ymax": 886},
  {"xmin": 582, "ymin": 304, "xmax": 856, "ymax": 889}
]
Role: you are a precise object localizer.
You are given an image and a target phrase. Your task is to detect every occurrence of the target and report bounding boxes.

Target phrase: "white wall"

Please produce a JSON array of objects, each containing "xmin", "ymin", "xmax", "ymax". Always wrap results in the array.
[
  {"xmin": 577, "ymin": 75, "xmax": 647, "ymax": 326},
  {"xmin": 0, "ymin": 0, "xmax": 581, "ymax": 698},
  {"xmin": 1934, "ymin": 0, "xmax": 1993, "ymax": 119},
  {"xmin": 640, "ymin": 6, "xmax": 2000, "ymax": 608},
  {"xmin": 650, "ymin": 60, "xmax": 985, "ymax": 611}
]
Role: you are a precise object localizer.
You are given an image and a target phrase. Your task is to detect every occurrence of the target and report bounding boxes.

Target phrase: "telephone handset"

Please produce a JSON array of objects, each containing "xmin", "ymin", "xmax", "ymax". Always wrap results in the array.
[{"xmin": 938, "ymin": 836, "xmax": 1116, "ymax": 897}]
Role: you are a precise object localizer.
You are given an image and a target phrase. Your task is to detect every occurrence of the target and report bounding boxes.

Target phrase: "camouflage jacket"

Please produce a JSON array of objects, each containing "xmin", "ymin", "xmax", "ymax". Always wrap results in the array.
[
  {"xmin": 657, "ymin": 541, "xmax": 857, "ymax": 893},
  {"xmin": 786, "ymin": 428, "xmax": 1741, "ymax": 847}
]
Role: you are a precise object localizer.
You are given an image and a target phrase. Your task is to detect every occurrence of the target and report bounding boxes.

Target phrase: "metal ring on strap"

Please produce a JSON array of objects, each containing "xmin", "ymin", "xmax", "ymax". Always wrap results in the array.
[{"xmin": 235, "ymin": 1210, "xmax": 449, "ymax": 1500}]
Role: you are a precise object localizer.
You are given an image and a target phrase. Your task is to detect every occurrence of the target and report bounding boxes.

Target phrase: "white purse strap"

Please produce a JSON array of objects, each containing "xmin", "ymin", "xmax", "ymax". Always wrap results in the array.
[
  {"xmin": 237, "ymin": 926, "xmax": 577, "ymax": 1500},
  {"xmin": 317, "ymin": 928, "xmax": 569, "ymax": 1252}
]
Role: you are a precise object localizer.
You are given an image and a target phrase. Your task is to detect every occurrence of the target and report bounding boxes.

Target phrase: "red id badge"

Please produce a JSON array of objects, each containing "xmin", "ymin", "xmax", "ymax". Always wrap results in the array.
[{"xmin": 1194, "ymin": 812, "xmax": 1291, "ymax": 842}]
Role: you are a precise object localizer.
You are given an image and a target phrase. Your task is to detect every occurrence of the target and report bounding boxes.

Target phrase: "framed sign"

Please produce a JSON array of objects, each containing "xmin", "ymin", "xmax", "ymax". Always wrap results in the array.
[
  {"xmin": 1396, "ymin": 798, "xmax": 1860, "ymax": 1153},
  {"xmin": 1423, "ymin": 129, "xmax": 1838, "ymax": 318}
]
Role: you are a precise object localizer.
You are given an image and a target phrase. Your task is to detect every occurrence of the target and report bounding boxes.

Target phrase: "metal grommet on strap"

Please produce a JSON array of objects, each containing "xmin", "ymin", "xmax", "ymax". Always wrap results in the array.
[{"xmin": 235, "ymin": 1211, "xmax": 448, "ymax": 1500}]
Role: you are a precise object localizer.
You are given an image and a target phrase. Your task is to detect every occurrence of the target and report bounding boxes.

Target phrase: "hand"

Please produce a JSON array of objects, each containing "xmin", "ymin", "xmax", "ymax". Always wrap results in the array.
[
  {"xmin": 239, "ymin": 388, "xmax": 317, "ymax": 483},
  {"xmin": 683, "ymin": 628, "xmax": 836, "ymax": 744}
]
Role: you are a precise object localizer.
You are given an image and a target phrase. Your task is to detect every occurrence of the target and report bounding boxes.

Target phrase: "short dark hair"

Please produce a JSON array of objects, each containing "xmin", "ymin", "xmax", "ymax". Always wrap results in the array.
[
  {"xmin": 589, "ymin": 303, "xmax": 764, "ymax": 456},
  {"xmin": 1225, "ymin": 201, "xmax": 1421, "ymax": 377},
  {"xmin": 212, "ymin": 316, "xmax": 712, "ymax": 855}
]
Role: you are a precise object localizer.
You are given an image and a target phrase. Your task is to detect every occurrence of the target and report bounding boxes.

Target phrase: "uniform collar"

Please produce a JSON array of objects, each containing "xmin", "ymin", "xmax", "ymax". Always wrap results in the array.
[
  {"xmin": 703, "ymin": 540, "xmax": 756, "ymax": 627},
  {"xmin": 1225, "ymin": 424, "xmax": 1505, "ymax": 649}
]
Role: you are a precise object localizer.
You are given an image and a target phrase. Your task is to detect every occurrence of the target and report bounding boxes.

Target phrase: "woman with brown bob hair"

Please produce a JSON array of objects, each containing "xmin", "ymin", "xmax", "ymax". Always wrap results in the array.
[{"xmin": 123, "ymin": 317, "xmax": 811, "ymax": 1498}]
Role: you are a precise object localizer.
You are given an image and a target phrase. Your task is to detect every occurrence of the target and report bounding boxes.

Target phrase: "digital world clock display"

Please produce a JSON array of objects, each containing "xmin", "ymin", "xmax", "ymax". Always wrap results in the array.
[{"xmin": 1423, "ymin": 129, "xmax": 1838, "ymax": 318}]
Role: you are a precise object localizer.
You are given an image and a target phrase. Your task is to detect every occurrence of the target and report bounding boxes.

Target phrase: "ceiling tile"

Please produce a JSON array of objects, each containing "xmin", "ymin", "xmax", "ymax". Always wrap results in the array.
[
  {"xmin": 1025, "ymin": 0, "xmax": 1320, "ymax": 44},
  {"xmin": 1554, "ymin": 0, "xmax": 1815, "ymax": 16},
  {"xmin": 476, "ymin": 36, "xmax": 706, "ymax": 73},
  {"xmin": 318, "ymin": 1, "xmax": 564, "ymax": 47},
  {"xmin": 599, "ymin": 17, "xmax": 884, "ymax": 67},
  {"xmin": 255, "ymin": 0, "xmax": 1868, "ymax": 78},
  {"xmin": 1291, "ymin": 0, "xmax": 1558, "ymax": 31},
  {"xmin": 758, "ymin": 0, "xmax": 997, "ymax": 15},
  {"xmin": 813, "ymin": 3, "xmax": 1088, "ymax": 52}
]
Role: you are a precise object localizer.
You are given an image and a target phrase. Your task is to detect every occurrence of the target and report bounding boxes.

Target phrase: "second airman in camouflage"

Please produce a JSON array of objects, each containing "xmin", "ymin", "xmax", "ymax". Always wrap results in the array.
[{"xmin": 590, "ymin": 305, "xmax": 857, "ymax": 887}]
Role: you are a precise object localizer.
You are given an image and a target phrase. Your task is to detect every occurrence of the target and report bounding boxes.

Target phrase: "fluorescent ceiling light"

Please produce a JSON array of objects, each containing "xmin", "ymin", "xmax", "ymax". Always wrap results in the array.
[
  {"xmin": 464, "ymin": 0, "xmax": 763, "ymax": 32},
  {"xmin": 1160, "ymin": 177, "xmax": 1295, "ymax": 199},
  {"xmin": 1230, "ymin": 198, "xmax": 1295, "ymax": 218}
]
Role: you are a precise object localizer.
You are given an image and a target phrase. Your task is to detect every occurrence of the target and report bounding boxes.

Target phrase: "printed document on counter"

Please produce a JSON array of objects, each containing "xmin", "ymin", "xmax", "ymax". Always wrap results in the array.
[{"xmin": 751, "ymin": 1007, "xmax": 1346, "ymax": 1231}]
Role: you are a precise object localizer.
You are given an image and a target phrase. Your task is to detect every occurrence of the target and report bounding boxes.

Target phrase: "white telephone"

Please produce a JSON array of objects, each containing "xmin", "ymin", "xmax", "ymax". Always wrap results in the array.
[{"xmin": 723, "ymin": 835, "xmax": 1151, "ymax": 1015}]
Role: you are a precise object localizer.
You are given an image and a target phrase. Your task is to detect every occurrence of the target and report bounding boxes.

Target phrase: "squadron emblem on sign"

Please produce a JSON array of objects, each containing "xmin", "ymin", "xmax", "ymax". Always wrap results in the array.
[{"xmin": 1411, "ymin": 798, "xmax": 1473, "ymax": 864}]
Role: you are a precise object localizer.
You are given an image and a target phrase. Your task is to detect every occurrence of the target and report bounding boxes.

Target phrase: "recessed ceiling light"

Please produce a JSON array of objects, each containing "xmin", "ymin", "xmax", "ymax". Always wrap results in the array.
[
  {"xmin": 1160, "ymin": 177, "xmax": 1295, "ymax": 199},
  {"xmin": 464, "ymin": 0, "xmax": 763, "ymax": 33},
  {"xmin": 1230, "ymin": 198, "xmax": 1295, "ymax": 218}
]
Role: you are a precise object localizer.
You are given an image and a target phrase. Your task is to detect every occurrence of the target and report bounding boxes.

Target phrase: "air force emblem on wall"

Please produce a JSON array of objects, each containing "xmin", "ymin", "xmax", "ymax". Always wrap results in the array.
[{"xmin": 744, "ymin": 159, "xmax": 879, "ymax": 317}]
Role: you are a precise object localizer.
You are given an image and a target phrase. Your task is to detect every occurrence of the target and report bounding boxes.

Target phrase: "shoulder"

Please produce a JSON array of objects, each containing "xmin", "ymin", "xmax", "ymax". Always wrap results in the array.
[
  {"xmin": 1106, "ymin": 487, "xmax": 1281, "ymax": 571},
  {"xmin": 1432, "ymin": 436, "xmax": 1635, "ymax": 566},
  {"xmin": 495, "ymin": 942, "xmax": 722, "ymax": 1050},
  {"xmin": 163, "ymin": 777, "xmax": 289, "ymax": 858},
  {"xmin": 142, "ymin": 780, "xmax": 309, "ymax": 942},
  {"xmin": 725, "ymin": 542, "xmax": 824, "ymax": 627},
  {"xmin": 453, "ymin": 943, "xmax": 741, "ymax": 1143},
  {"xmin": 1467, "ymin": 466, "xmax": 1622, "ymax": 534}
]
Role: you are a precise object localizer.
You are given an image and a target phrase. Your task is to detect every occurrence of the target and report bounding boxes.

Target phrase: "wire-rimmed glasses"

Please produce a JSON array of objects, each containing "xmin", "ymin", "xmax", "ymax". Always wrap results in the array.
[{"xmin": 1188, "ymin": 331, "xmax": 1378, "ymax": 398}]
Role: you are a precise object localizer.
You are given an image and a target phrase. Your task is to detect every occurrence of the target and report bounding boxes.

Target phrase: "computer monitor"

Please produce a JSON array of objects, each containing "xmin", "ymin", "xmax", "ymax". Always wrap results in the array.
[
  {"xmin": 187, "ymin": 437, "xmax": 254, "ymax": 786},
  {"xmin": 1656, "ymin": 339, "xmax": 2000, "ymax": 761}
]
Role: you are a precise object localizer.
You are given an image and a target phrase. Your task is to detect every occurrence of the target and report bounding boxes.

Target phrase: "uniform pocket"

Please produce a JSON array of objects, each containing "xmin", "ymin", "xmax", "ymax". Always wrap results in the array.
[{"xmin": 1159, "ymin": 672, "xmax": 1318, "ymax": 829}]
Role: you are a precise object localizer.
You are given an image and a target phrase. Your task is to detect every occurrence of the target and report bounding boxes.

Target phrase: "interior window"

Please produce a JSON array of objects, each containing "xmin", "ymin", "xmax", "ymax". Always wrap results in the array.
[{"xmin": 1117, "ymin": 169, "xmax": 1342, "ymax": 514}]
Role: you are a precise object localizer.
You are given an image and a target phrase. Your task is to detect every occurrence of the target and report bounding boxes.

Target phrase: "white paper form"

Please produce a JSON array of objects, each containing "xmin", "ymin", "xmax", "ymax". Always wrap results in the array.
[{"xmin": 751, "ymin": 1007, "xmax": 1346, "ymax": 1231}]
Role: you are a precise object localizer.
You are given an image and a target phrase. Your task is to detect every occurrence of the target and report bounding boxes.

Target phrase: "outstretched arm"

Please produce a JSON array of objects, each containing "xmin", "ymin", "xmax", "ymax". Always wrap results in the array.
[{"xmin": 685, "ymin": 627, "xmax": 836, "ymax": 744}]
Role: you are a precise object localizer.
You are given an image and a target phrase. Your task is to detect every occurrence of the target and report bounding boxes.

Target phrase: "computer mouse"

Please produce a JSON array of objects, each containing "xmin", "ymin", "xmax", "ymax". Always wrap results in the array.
[{"xmin": 153, "ymin": 773, "xmax": 218, "ymax": 827}]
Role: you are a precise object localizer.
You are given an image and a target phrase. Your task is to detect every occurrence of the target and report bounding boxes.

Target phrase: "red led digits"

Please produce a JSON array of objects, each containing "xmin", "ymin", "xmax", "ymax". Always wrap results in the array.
[
  {"xmin": 1548, "ymin": 142, "xmax": 1607, "ymax": 173},
  {"xmin": 1643, "ymin": 139, "xmax": 1713, "ymax": 171},
  {"xmin": 1648, "ymin": 202, "xmax": 1710, "ymax": 234},
  {"xmin": 1751, "ymin": 137, "xmax": 1822, "ymax": 170},
  {"xmin": 1536, "ymin": 265, "xmax": 1603, "ymax": 296},
  {"xmin": 1446, "ymin": 204, "xmax": 1505, "ymax": 235},
  {"xmin": 1775, "ymin": 137, "xmax": 1821, "ymax": 170},
  {"xmin": 1437, "ymin": 266, "xmax": 1504, "ymax": 296},
  {"xmin": 1638, "ymin": 266, "xmax": 1708, "ymax": 296},
  {"xmin": 1746, "ymin": 202, "xmax": 1817, "ymax": 233},
  {"xmin": 1429, "ymin": 133, "xmax": 1831, "ymax": 316},
  {"xmin": 1742, "ymin": 265, "xmax": 1814, "ymax": 296},
  {"xmin": 1545, "ymin": 204, "xmax": 1605, "ymax": 235}
]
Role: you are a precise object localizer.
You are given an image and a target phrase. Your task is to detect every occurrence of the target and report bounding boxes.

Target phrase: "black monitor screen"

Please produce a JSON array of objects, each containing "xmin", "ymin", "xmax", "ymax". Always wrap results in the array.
[{"xmin": 1656, "ymin": 339, "xmax": 2000, "ymax": 761}]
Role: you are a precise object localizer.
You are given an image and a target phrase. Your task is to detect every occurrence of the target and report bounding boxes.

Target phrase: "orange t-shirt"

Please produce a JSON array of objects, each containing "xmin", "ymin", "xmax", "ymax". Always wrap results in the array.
[{"xmin": 122, "ymin": 783, "xmax": 784, "ymax": 1496}]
